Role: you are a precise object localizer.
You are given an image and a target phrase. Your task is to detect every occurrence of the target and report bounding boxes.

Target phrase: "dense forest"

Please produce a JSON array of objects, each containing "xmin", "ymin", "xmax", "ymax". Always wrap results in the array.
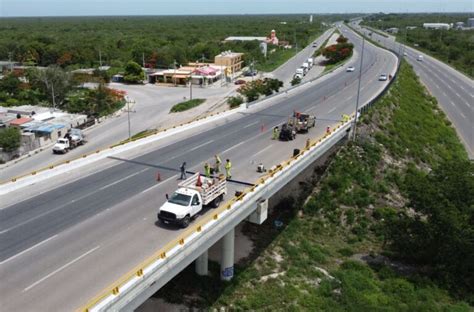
[
  {"xmin": 362, "ymin": 13, "xmax": 474, "ymax": 77},
  {"xmin": 0, "ymin": 15, "xmax": 346, "ymax": 72}
]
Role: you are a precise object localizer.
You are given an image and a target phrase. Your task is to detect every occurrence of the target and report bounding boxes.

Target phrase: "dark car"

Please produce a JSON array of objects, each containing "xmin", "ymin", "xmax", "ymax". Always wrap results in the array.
[
  {"xmin": 244, "ymin": 70, "xmax": 257, "ymax": 77},
  {"xmin": 234, "ymin": 79, "xmax": 246, "ymax": 85},
  {"xmin": 279, "ymin": 123, "xmax": 296, "ymax": 141}
]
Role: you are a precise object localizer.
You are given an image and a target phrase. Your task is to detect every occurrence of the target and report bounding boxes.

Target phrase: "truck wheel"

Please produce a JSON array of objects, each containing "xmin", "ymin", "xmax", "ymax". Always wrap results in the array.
[
  {"xmin": 181, "ymin": 215, "xmax": 191, "ymax": 228},
  {"xmin": 212, "ymin": 195, "xmax": 222, "ymax": 208}
]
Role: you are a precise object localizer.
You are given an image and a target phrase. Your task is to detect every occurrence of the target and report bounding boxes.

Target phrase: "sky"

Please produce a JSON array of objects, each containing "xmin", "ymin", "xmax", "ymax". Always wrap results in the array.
[{"xmin": 0, "ymin": 0, "xmax": 472, "ymax": 17}]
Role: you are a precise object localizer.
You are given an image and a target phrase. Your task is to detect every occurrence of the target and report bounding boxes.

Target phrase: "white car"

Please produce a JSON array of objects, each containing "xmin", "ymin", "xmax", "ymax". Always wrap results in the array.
[
  {"xmin": 403, "ymin": 52, "xmax": 408, "ymax": 56},
  {"xmin": 346, "ymin": 66, "xmax": 355, "ymax": 72},
  {"xmin": 379, "ymin": 74, "xmax": 388, "ymax": 81},
  {"xmin": 417, "ymin": 55, "xmax": 424, "ymax": 61}
]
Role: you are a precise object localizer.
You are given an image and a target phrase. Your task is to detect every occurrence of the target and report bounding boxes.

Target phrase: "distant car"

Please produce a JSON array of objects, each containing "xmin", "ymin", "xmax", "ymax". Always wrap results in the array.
[
  {"xmin": 346, "ymin": 66, "xmax": 355, "ymax": 72},
  {"xmin": 234, "ymin": 79, "xmax": 246, "ymax": 85},
  {"xmin": 378, "ymin": 74, "xmax": 388, "ymax": 81},
  {"xmin": 417, "ymin": 55, "xmax": 424, "ymax": 61},
  {"xmin": 244, "ymin": 70, "xmax": 257, "ymax": 77},
  {"xmin": 403, "ymin": 52, "xmax": 408, "ymax": 56},
  {"xmin": 312, "ymin": 43, "xmax": 318, "ymax": 47}
]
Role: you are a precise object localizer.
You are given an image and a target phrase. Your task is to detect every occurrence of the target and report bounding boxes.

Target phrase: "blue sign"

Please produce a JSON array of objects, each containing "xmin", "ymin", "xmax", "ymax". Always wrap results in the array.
[{"xmin": 222, "ymin": 266, "xmax": 234, "ymax": 278}]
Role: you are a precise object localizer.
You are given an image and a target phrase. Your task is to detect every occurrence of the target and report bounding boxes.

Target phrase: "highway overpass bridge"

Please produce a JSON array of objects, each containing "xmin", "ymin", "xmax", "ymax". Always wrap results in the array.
[{"xmin": 0, "ymin": 25, "xmax": 399, "ymax": 311}]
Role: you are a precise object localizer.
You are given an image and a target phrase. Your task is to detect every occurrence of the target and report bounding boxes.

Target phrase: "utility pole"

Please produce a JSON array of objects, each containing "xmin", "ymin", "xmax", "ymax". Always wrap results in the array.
[
  {"xmin": 173, "ymin": 59, "xmax": 177, "ymax": 87},
  {"xmin": 51, "ymin": 83, "xmax": 56, "ymax": 112},
  {"xmin": 8, "ymin": 52, "xmax": 13, "ymax": 72},
  {"xmin": 99, "ymin": 50, "xmax": 103, "ymax": 68},
  {"xmin": 352, "ymin": 36, "xmax": 365, "ymax": 141},
  {"xmin": 294, "ymin": 30, "xmax": 297, "ymax": 54}
]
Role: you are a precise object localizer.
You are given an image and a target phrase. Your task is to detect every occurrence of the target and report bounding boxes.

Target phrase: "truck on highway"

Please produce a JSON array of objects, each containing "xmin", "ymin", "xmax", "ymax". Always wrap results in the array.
[
  {"xmin": 295, "ymin": 68, "xmax": 304, "ymax": 78},
  {"xmin": 52, "ymin": 128, "xmax": 85, "ymax": 154},
  {"xmin": 157, "ymin": 173, "xmax": 227, "ymax": 228},
  {"xmin": 302, "ymin": 62, "xmax": 309, "ymax": 74},
  {"xmin": 288, "ymin": 112, "xmax": 316, "ymax": 132},
  {"xmin": 307, "ymin": 58, "xmax": 314, "ymax": 68}
]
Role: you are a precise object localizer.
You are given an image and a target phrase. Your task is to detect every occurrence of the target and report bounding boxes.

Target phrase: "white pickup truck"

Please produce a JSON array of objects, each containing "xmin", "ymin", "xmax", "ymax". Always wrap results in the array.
[
  {"xmin": 158, "ymin": 173, "xmax": 227, "ymax": 228},
  {"xmin": 52, "ymin": 128, "xmax": 85, "ymax": 154}
]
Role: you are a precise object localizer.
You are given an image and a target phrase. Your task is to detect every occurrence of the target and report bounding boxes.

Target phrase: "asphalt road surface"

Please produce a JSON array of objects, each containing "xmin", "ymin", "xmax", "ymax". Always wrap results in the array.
[
  {"xmin": 0, "ymin": 24, "xmax": 398, "ymax": 311},
  {"xmin": 353, "ymin": 21, "xmax": 473, "ymax": 158}
]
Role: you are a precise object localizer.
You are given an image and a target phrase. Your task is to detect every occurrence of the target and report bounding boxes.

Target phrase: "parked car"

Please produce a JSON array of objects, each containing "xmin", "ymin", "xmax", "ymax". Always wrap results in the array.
[
  {"xmin": 279, "ymin": 123, "xmax": 296, "ymax": 141},
  {"xmin": 244, "ymin": 70, "xmax": 257, "ymax": 77},
  {"xmin": 234, "ymin": 79, "xmax": 246, "ymax": 85},
  {"xmin": 346, "ymin": 66, "xmax": 355, "ymax": 72},
  {"xmin": 379, "ymin": 74, "xmax": 388, "ymax": 81}
]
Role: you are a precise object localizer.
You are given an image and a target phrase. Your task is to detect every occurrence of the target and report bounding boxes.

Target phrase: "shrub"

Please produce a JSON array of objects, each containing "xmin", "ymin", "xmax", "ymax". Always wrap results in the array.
[
  {"xmin": 291, "ymin": 76, "xmax": 301, "ymax": 86},
  {"xmin": 170, "ymin": 98, "xmax": 205, "ymax": 113},
  {"xmin": 227, "ymin": 95, "xmax": 244, "ymax": 108},
  {"xmin": 0, "ymin": 127, "xmax": 21, "ymax": 152}
]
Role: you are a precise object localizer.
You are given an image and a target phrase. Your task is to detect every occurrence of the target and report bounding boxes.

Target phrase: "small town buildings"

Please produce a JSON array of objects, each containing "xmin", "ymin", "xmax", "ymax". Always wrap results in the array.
[
  {"xmin": 385, "ymin": 27, "xmax": 399, "ymax": 34},
  {"xmin": 214, "ymin": 51, "xmax": 244, "ymax": 75}
]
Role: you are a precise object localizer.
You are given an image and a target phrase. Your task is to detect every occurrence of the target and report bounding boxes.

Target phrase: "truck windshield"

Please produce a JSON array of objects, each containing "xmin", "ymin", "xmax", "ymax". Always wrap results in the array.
[{"xmin": 168, "ymin": 193, "xmax": 191, "ymax": 206}]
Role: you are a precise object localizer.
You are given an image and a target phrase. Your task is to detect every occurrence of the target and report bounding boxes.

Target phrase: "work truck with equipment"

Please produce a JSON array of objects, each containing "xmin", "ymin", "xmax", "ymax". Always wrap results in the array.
[
  {"xmin": 288, "ymin": 112, "xmax": 316, "ymax": 133},
  {"xmin": 158, "ymin": 173, "xmax": 227, "ymax": 228}
]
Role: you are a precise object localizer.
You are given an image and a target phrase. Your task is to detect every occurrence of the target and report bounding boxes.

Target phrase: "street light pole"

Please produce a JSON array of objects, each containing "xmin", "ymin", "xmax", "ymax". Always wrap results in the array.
[
  {"xmin": 352, "ymin": 36, "xmax": 365, "ymax": 141},
  {"xmin": 127, "ymin": 99, "xmax": 131, "ymax": 141}
]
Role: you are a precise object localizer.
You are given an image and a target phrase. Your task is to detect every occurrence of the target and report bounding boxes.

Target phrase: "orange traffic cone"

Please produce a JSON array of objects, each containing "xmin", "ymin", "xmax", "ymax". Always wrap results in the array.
[{"xmin": 196, "ymin": 174, "xmax": 202, "ymax": 187}]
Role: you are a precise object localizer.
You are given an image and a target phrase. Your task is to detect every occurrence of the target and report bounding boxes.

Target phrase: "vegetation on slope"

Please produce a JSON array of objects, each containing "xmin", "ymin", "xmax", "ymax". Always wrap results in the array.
[
  {"xmin": 362, "ymin": 13, "xmax": 474, "ymax": 77},
  {"xmin": 153, "ymin": 61, "xmax": 473, "ymax": 310}
]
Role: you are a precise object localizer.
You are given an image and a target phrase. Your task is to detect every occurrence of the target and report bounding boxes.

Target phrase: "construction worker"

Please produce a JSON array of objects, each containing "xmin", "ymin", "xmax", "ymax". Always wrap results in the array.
[
  {"xmin": 204, "ymin": 162, "xmax": 211, "ymax": 178},
  {"xmin": 214, "ymin": 154, "xmax": 222, "ymax": 174},
  {"xmin": 341, "ymin": 114, "xmax": 350, "ymax": 122},
  {"xmin": 272, "ymin": 126, "xmax": 279, "ymax": 140},
  {"xmin": 180, "ymin": 162, "xmax": 187, "ymax": 180},
  {"xmin": 225, "ymin": 159, "xmax": 232, "ymax": 180},
  {"xmin": 306, "ymin": 138, "xmax": 311, "ymax": 149}
]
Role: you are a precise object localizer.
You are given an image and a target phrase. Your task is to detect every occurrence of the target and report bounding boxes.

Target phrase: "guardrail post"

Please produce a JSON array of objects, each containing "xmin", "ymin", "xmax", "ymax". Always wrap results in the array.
[
  {"xmin": 195, "ymin": 250, "xmax": 209, "ymax": 276},
  {"xmin": 220, "ymin": 227, "xmax": 235, "ymax": 281}
]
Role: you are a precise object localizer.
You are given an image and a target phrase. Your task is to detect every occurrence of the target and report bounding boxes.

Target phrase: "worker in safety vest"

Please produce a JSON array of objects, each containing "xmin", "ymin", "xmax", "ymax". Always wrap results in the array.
[
  {"xmin": 225, "ymin": 159, "xmax": 232, "ymax": 180},
  {"xmin": 272, "ymin": 126, "xmax": 279, "ymax": 140},
  {"xmin": 204, "ymin": 162, "xmax": 211, "ymax": 178},
  {"xmin": 341, "ymin": 114, "xmax": 350, "ymax": 122},
  {"xmin": 214, "ymin": 154, "xmax": 222, "ymax": 174}
]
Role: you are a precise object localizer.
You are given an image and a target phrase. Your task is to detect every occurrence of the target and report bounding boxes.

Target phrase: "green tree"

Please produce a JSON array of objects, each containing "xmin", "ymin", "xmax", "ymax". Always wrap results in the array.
[
  {"xmin": 0, "ymin": 127, "xmax": 21, "ymax": 152},
  {"xmin": 0, "ymin": 73, "xmax": 21, "ymax": 96},
  {"xmin": 28, "ymin": 66, "xmax": 74, "ymax": 109},
  {"xmin": 123, "ymin": 61, "xmax": 144, "ymax": 84}
]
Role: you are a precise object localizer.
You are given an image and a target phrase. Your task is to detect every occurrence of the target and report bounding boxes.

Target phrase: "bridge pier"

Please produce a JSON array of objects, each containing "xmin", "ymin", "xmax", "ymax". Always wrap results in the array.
[
  {"xmin": 220, "ymin": 227, "xmax": 235, "ymax": 281},
  {"xmin": 195, "ymin": 250, "xmax": 208, "ymax": 276}
]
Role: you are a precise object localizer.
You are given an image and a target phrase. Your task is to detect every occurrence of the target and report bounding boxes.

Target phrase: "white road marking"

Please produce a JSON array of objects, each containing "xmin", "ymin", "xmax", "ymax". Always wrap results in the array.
[
  {"xmin": 188, "ymin": 140, "xmax": 215, "ymax": 152},
  {"xmin": 328, "ymin": 106, "xmax": 338, "ymax": 114},
  {"xmin": 23, "ymin": 245, "xmax": 100, "ymax": 292},
  {"xmin": 0, "ymin": 235, "xmax": 58, "ymax": 265},
  {"xmin": 458, "ymin": 111, "xmax": 466, "ymax": 119},
  {"xmin": 141, "ymin": 175, "xmax": 178, "ymax": 194},
  {"xmin": 442, "ymin": 92, "xmax": 448, "ymax": 97},
  {"xmin": 221, "ymin": 140, "xmax": 246, "ymax": 154},
  {"xmin": 99, "ymin": 168, "xmax": 148, "ymax": 191},
  {"xmin": 449, "ymin": 101, "xmax": 455, "ymax": 107},
  {"xmin": 243, "ymin": 121, "xmax": 259, "ymax": 129},
  {"xmin": 252, "ymin": 144, "xmax": 274, "ymax": 158}
]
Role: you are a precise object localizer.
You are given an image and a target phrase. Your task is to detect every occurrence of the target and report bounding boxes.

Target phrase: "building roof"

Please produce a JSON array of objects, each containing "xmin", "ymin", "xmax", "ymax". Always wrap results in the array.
[
  {"xmin": 215, "ymin": 51, "xmax": 244, "ymax": 58},
  {"xmin": 10, "ymin": 117, "xmax": 33, "ymax": 126},
  {"xmin": 224, "ymin": 36, "xmax": 267, "ymax": 42}
]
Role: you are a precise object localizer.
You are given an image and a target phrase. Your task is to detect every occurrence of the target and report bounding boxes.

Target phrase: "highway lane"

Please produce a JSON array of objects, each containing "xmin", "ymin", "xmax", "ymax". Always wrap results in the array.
[
  {"xmin": 0, "ymin": 25, "xmax": 398, "ymax": 311},
  {"xmin": 353, "ymin": 21, "xmax": 474, "ymax": 158}
]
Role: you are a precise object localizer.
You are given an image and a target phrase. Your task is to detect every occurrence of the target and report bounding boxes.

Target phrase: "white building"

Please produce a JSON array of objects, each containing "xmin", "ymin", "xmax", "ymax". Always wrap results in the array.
[{"xmin": 423, "ymin": 23, "xmax": 451, "ymax": 30}]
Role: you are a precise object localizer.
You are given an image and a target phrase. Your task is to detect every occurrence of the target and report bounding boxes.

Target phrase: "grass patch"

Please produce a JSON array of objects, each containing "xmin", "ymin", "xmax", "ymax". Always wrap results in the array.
[
  {"xmin": 169, "ymin": 98, "xmax": 205, "ymax": 113},
  {"xmin": 256, "ymin": 48, "xmax": 298, "ymax": 72}
]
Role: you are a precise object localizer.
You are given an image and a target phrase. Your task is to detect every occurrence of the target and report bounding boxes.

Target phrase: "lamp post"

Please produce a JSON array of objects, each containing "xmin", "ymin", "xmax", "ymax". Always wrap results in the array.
[
  {"xmin": 352, "ymin": 36, "xmax": 365, "ymax": 141},
  {"xmin": 127, "ymin": 99, "xmax": 131, "ymax": 141}
]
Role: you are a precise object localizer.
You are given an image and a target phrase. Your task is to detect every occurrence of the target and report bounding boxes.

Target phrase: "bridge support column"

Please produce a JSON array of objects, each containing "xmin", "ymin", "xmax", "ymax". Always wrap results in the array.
[
  {"xmin": 220, "ymin": 227, "xmax": 235, "ymax": 281},
  {"xmin": 195, "ymin": 250, "xmax": 208, "ymax": 276}
]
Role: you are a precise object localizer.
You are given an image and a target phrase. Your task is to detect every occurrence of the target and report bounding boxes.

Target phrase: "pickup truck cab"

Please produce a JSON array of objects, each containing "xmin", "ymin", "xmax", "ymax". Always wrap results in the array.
[
  {"xmin": 53, "ymin": 138, "xmax": 70, "ymax": 154},
  {"xmin": 158, "ymin": 173, "xmax": 226, "ymax": 228}
]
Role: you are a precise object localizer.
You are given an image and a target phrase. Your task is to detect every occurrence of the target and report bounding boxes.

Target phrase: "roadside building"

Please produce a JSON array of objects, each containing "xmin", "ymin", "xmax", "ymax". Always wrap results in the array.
[
  {"xmin": 9, "ymin": 117, "xmax": 33, "ymax": 128},
  {"xmin": 224, "ymin": 36, "xmax": 267, "ymax": 42},
  {"xmin": 423, "ymin": 23, "xmax": 451, "ymax": 30},
  {"xmin": 385, "ymin": 27, "xmax": 399, "ymax": 34},
  {"xmin": 214, "ymin": 51, "xmax": 244, "ymax": 75},
  {"xmin": 468, "ymin": 18, "xmax": 474, "ymax": 28}
]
